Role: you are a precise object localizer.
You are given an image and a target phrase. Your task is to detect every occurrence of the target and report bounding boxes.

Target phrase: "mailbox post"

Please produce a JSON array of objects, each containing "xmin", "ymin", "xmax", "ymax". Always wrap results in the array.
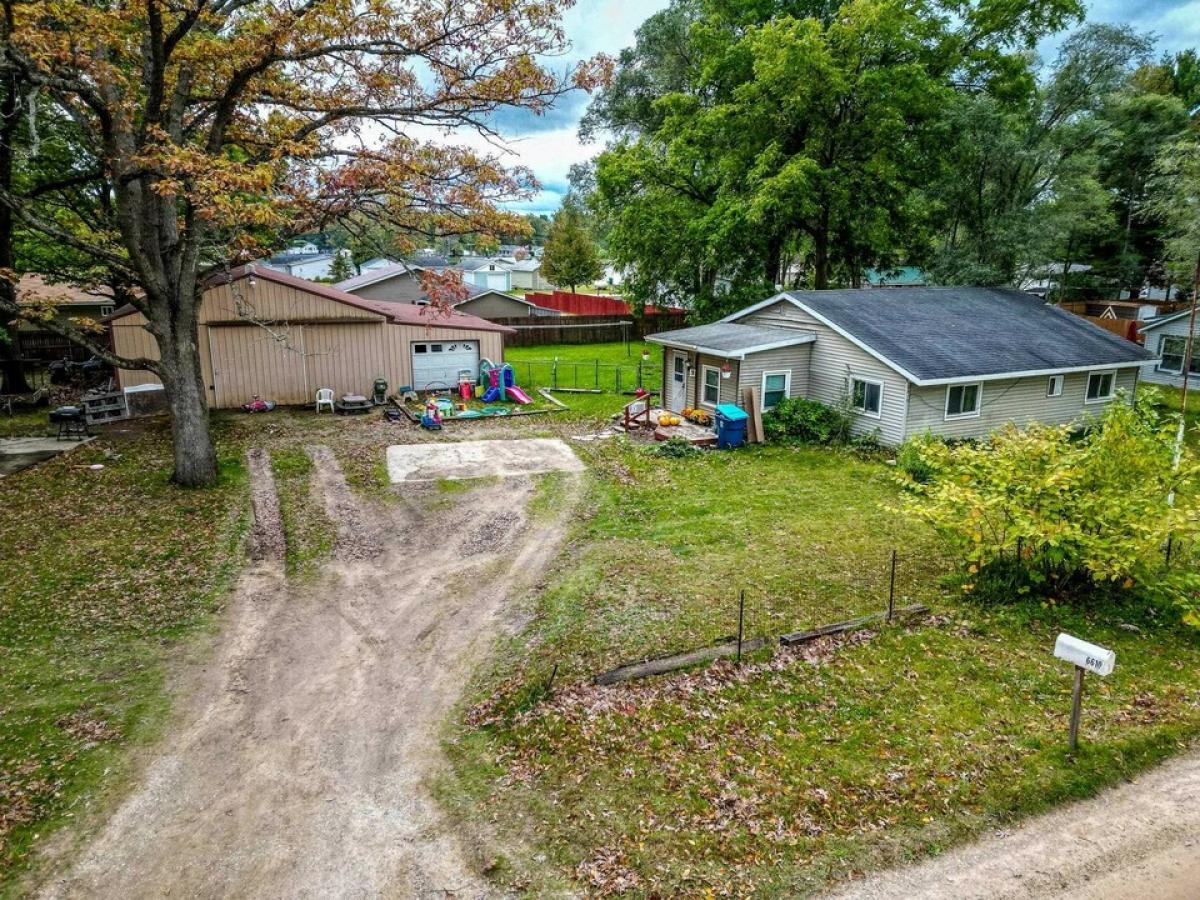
[{"xmin": 1053, "ymin": 633, "xmax": 1116, "ymax": 753}]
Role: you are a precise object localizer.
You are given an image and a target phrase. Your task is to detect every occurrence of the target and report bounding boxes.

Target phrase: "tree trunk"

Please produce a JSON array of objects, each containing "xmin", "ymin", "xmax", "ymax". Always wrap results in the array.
[
  {"xmin": 155, "ymin": 314, "xmax": 219, "ymax": 487},
  {"xmin": 0, "ymin": 339, "xmax": 31, "ymax": 394},
  {"xmin": 0, "ymin": 60, "xmax": 30, "ymax": 394},
  {"xmin": 813, "ymin": 227, "xmax": 830, "ymax": 290}
]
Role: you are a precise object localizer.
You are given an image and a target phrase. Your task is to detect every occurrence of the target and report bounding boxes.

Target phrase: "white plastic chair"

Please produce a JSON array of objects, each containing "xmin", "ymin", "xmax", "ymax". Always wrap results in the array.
[{"xmin": 315, "ymin": 388, "xmax": 335, "ymax": 413}]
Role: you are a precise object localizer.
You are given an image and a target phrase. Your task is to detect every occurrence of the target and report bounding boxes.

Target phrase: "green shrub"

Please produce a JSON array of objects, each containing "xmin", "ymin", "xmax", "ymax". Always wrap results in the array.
[
  {"xmin": 654, "ymin": 436, "xmax": 702, "ymax": 458},
  {"xmin": 896, "ymin": 394, "xmax": 1200, "ymax": 626},
  {"xmin": 763, "ymin": 397, "xmax": 852, "ymax": 445},
  {"xmin": 896, "ymin": 432, "xmax": 940, "ymax": 482}
]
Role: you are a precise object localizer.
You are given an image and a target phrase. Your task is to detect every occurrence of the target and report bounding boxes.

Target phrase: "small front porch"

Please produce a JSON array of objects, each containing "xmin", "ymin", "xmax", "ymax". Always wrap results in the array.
[
  {"xmin": 646, "ymin": 322, "xmax": 816, "ymax": 415},
  {"xmin": 615, "ymin": 400, "xmax": 719, "ymax": 446}
]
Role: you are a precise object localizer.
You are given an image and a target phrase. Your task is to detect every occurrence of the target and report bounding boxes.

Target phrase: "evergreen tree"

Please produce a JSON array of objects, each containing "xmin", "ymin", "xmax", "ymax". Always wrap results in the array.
[
  {"xmin": 328, "ymin": 253, "xmax": 353, "ymax": 282},
  {"xmin": 541, "ymin": 204, "xmax": 602, "ymax": 293}
]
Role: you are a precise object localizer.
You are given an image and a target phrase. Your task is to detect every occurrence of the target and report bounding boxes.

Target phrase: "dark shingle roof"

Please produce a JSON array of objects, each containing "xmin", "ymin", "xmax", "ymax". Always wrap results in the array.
[
  {"xmin": 774, "ymin": 287, "xmax": 1154, "ymax": 382},
  {"xmin": 647, "ymin": 322, "xmax": 815, "ymax": 358}
]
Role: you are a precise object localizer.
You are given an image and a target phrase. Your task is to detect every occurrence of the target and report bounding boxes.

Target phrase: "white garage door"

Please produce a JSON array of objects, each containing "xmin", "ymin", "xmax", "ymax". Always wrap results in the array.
[{"xmin": 411, "ymin": 340, "xmax": 479, "ymax": 390}]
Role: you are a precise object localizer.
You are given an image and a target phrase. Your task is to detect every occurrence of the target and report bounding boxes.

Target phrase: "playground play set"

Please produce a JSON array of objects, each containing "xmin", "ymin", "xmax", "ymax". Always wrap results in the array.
[{"xmin": 418, "ymin": 359, "xmax": 534, "ymax": 430}]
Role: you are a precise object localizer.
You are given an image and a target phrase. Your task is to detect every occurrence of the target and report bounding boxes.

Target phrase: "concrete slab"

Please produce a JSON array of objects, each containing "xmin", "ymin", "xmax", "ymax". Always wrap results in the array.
[
  {"xmin": 0, "ymin": 436, "xmax": 94, "ymax": 477},
  {"xmin": 386, "ymin": 438, "xmax": 585, "ymax": 483}
]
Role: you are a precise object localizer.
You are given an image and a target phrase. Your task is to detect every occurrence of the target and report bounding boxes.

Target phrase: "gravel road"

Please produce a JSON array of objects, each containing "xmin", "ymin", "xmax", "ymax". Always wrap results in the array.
[{"xmin": 831, "ymin": 747, "xmax": 1200, "ymax": 900}]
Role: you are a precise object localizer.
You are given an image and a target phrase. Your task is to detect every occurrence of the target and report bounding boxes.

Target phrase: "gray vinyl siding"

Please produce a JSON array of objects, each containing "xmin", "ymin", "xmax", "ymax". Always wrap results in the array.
[
  {"xmin": 905, "ymin": 369, "xmax": 1139, "ymax": 440},
  {"xmin": 455, "ymin": 293, "xmax": 535, "ymax": 319},
  {"xmin": 348, "ymin": 273, "xmax": 424, "ymax": 303},
  {"xmin": 735, "ymin": 299, "xmax": 908, "ymax": 445},
  {"xmin": 1140, "ymin": 321, "xmax": 1194, "ymax": 388},
  {"xmin": 695, "ymin": 353, "xmax": 740, "ymax": 407},
  {"xmin": 737, "ymin": 345, "xmax": 810, "ymax": 407}
]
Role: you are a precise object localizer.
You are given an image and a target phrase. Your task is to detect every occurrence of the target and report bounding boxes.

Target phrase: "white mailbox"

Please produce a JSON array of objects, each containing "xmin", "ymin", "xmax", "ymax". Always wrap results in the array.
[{"xmin": 1054, "ymin": 633, "xmax": 1115, "ymax": 676}]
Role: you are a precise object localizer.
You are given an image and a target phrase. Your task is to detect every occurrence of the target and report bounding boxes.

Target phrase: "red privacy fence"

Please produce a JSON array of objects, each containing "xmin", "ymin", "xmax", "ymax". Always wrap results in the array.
[{"xmin": 525, "ymin": 290, "xmax": 686, "ymax": 317}]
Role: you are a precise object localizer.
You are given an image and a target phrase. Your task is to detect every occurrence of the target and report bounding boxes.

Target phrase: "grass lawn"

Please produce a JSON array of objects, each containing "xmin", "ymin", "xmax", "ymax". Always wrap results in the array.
[
  {"xmin": 505, "ymin": 341, "xmax": 661, "ymax": 421},
  {"xmin": 0, "ymin": 408, "xmax": 50, "ymax": 439},
  {"xmin": 0, "ymin": 420, "xmax": 250, "ymax": 888},
  {"xmin": 444, "ymin": 438, "xmax": 1200, "ymax": 897}
]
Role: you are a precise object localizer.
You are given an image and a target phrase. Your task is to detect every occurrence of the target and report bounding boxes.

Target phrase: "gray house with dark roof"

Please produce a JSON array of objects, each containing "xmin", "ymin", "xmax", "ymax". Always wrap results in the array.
[
  {"xmin": 334, "ymin": 262, "xmax": 559, "ymax": 320},
  {"xmin": 647, "ymin": 287, "xmax": 1154, "ymax": 445}
]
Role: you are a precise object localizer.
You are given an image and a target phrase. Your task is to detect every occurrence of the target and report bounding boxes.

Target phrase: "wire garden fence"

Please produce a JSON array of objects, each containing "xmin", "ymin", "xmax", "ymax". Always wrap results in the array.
[{"xmin": 511, "ymin": 358, "xmax": 662, "ymax": 395}]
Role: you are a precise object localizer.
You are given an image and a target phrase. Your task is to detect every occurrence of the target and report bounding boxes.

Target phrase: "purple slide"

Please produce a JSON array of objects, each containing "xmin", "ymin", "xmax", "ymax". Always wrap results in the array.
[{"xmin": 506, "ymin": 386, "xmax": 532, "ymax": 404}]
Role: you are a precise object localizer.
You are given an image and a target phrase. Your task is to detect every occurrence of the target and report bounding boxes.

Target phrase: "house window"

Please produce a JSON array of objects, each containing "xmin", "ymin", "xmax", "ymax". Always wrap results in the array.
[
  {"xmin": 761, "ymin": 371, "xmax": 791, "ymax": 410},
  {"xmin": 1157, "ymin": 336, "xmax": 1200, "ymax": 375},
  {"xmin": 673, "ymin": 354, "xmax": 685, "ymax": 384},
  {"xmin": 945, "ymin": 383, "xmax": 982, "ymax": 419},
  {"xmin": 100, "ymin": 305, "xmax": 114, "ymax": 317},
  {"xmin": 850, "ymin": 377, "xmax": 882, "ymax": 418},
  {"xmin": 1086, "ymin": 370, "xmax": 1116, "ymax": 403},
  {"xmin": 1047, "ymin": 375, "xmax": 1064, "ymax": 397},
  {"xmin": 414, "ymin": 344, "xmax": 427, "ymax": 353},
  {"xmin": 701, "ymin": 366, "xmax": 721, "ymax": 406},
  {"xmin": 1159, "ymin": 336, "xmax": 1185, "ymax": 374}
]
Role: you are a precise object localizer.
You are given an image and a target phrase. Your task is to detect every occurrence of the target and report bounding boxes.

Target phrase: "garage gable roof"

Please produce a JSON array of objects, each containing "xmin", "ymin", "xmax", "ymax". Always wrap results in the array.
[{"xmin": 107, "ymin": 264, "xmax": 516, "ymax": 334}]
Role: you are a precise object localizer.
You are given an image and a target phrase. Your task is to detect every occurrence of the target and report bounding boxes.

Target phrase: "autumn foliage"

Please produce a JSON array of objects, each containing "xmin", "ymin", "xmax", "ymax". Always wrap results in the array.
[
  {"xmin": 0, "ymin": 0, "xmax": 609, "ymax": 484},
  {"xmin": 896, "ymin": 394, "xmax": 1200, "ymax": 625}
]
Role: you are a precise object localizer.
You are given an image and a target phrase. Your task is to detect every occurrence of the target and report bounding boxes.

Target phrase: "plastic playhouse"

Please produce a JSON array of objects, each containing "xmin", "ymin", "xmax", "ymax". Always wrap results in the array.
[
  {"xmin": 480, "ymin": 361, "xmax": 532, "ymax": 405},
  {"xmin": 409, "ymin": 358, "xmax": 535, "ymax": 426}
]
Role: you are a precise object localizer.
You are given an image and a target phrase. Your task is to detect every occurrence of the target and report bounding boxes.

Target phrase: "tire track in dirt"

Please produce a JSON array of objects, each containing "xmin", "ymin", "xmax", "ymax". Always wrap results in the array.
[
  {"xmin": 247, "ymin": 447, "xmax": 285, "ymax": 563},
  {"xmin": 39, "ymin": 445, "xmax": 582, "ymax": 900},
  {"xmin": 306, "ymin": 444, "xmax": 388, "ymax": 561}
]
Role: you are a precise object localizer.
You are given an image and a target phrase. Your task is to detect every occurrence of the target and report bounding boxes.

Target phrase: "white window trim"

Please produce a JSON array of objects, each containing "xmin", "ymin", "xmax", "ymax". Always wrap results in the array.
[
  {"xmin": 1046, "ymin": 375, "xmax": 1064, "ymax": 398},
  {"xmin": 944, "ymin": 382, "xmax": 983, "ymax": 420},
  {"xmin": 1157, "ymin": 335, "xmax": 1185, "ymax": 375},
  {"xmin": 849, "ymin": 375, "xmax": 883, "ymax": 419},
  {"xmin": 1085, "ymin": 369, "xmax": 1117, "ymax": 404},
  {"xmin": 700, "ymin": 365, "xmax": 721, "ymax": 408},
  {"xmin": 760, "ymin": 370, "xmax": 791, "ymax": 410}
]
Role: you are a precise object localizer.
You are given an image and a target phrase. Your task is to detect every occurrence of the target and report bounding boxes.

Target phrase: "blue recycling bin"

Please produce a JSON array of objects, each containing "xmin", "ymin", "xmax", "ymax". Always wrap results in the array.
[{"xmin": 715, "ymin": 403, "xmax": 749, "ymax": 449}]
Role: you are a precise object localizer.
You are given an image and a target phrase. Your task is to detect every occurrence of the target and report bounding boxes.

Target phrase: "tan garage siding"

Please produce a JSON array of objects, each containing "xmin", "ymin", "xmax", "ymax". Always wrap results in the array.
[
  {"xmin": 905, "ymin": 368, "xmax": 1139, "ymax": 440},
  {"xmin": 736, "ymin": 299, "xmax": 908, "ymax": 444},
  {"xmin": 201, "ymin": 278, "xmax": 380, "ymax": 323},
  {"xmin": 110, "ymin": 270, "xmax": 508, "ymax": 408}
]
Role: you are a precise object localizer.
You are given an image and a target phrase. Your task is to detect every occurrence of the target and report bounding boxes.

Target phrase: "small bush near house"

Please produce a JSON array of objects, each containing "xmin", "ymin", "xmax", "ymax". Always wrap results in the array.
[
  {"xmin": 762, "ymin": 396, "xmax": 851, "ymax": 444},
  {"xmin": 896, "ymin": 395, "xmax": 1200, "ymax": 625},
  {"xmin": 896, "ymin": 432, "xmax": 941, "ymax": 483},
  {"xmin": 654, "ymin": 435, "xmax": 701, "ymax": 458}
]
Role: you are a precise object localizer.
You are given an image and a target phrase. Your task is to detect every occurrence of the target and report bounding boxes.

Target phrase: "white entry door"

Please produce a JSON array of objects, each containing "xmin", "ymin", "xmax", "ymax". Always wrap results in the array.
[{"xmin": 669, "ymin": 351, "xmax": 688, "ymax": 412}]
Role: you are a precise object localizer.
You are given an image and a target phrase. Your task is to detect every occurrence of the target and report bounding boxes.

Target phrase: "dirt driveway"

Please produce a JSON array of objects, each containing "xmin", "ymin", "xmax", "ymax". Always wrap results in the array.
[
  {"xmin": 40, "ymin": 445, "xmax": 580, "ymax": 899},
  {"xmin": 831, "ymin": 746, "xmax": 1200, "ymax": 900}
]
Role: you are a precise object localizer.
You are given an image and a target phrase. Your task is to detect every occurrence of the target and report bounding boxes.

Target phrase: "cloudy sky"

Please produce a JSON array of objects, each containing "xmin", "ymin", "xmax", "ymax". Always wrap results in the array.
[{"xmin": 472, "ymin": 0, "xmax": 1200, "ymax": 216}]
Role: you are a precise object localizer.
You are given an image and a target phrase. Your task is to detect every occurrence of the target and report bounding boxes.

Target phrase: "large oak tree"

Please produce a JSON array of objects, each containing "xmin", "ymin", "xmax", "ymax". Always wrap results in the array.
[{"xmin": 0, "ymin": 0, "xmax": 604, "ymax": 485}]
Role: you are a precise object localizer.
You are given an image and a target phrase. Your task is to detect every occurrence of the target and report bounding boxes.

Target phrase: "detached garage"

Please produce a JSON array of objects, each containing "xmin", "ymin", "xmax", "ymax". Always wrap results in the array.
[{"xmin": 109, "ymin": 264, "xmax": 515, "ymax": 407}]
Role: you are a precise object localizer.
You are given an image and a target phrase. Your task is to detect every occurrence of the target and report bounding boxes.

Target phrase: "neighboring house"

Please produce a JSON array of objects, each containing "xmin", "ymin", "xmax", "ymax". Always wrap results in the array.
[
  {"xmin": 863, "ymin": 266, "xmax": 926, "ymax": 288},
  {"xmin": 648, "ymin": 287, "xmax": 1153, "ymax": 445},
  {"xmin": 508, "ymin": 258, "xmax": 554, "ymax": 291},
  {"xmin": 262, "ymin": 246, "xmax": 352, "ymax": 281},
  {"xmin": 334, "ymin": 263, "xmax": 558, "ymax": 319},
  {"xmin": 1138, "ymin": 308, "xmax": 1200, "ymax": 388},
  {"xmin": 594, "ymin": 264, "xmax": 625, "ymax": 289},
  {"xmin": 108, "ymin": 264, "xmax": 515, "ymax": 405},
  {"xmin": 16, "ymin": 274, "xmax": 117, "ymax": 323},
  {"xmin": 14, "ymin": 274, "xmax": 118, "ymax": 360},
  {"xmin": 357, "ymin": 256, "xmax": 398, "ymax": 273},
  {"xmin": 467, "ymin": 261, "xmax": 513, "ymax": 292},
  {"xmin": 1021, "ymin": 263, "xmax": 1092, "ymax": 298}
]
